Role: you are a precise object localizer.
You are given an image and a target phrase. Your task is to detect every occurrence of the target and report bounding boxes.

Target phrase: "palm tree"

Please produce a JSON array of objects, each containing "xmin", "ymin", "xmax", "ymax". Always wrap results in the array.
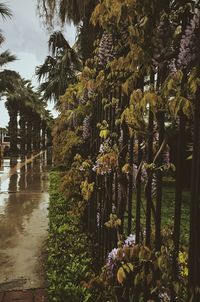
[
  {"xmin": 0, "ymin": 50, "xmax": 16, "ymax": 66},
  {"xmin": 0, "ymin": 69, "xmax": 19, "ymax": 93},
  {"xmin": 4, "ymin": 75, "xmax": 48, "ymax": 155},
  {"xmin": 18, "ymin": 81, "xmax": 48, "ymax": 154},
  {"xmin": 37, "ymin": 0, "xmax": 94, "ymax": 26},
  {"xmin": 36, "ymin": 31, "xmax": 81, "ymax": 104},
  {"xmin": 0, "ymin": 3, "xmax": 19, "ymax": 102},
  {"xmin": 0, "ymin": 2, "xmax": 12, "ymax": 43},
  {"xmin": 5, "ymin": 75, "xmax": 25, "ymax": 155},
  {"xmin": 18, "ymin": 80, "xmax": 35, "ymax": 155},
  {"xmin": 0, "ymin": 3, "xmax": 17, "ymax": 95},
  {"xmin": 37, "ymin": 0, "xmax": 97, "ymax": 62},
  {"xmin": 0, "ymin": 3, "xmax": 12, "ymax": 19},
  {"xmin": 40, "ymin": 109, "xmax": 53, "ymax": 149}
]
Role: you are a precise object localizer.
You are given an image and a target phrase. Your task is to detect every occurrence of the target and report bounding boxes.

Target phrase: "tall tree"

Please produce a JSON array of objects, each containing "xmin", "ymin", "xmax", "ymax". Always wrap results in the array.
[
  {"xmin": 37, "ymin": 0, "xmax": 98, "ymax": 62},
  {"xmin": 36, "ymin": 31, "xmax": 81, "ymax": 104},
  {"xmin": 0, "ymin": 2, "xmax": 17, "ymax": 94}
]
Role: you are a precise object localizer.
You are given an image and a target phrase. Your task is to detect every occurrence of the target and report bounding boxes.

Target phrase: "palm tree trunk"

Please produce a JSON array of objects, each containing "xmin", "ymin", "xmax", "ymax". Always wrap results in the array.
[
  {"xmin": 19, "ymin": 107, "xmax": 26, "ymax": 156},
  {"xmin": 26, "ymin": 112, "xmax": 33, "ymax": 153},
  {"xmin": 33, "ymin": 115, "xmax": 41, "ymax": 152},
  {"xmin": 41, "ymin": 121, "xmax": 46, "ymax": 150},
  {"xmin": 7, "ymin": 102, "xmax": 19, "ymax": 156}
]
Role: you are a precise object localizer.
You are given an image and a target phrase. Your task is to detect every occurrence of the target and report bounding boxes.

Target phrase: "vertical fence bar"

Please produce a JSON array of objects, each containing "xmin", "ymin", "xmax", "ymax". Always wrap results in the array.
[
  {"xmin": 145, "ymin": 108, "xmax": 154, "ymax": 246},
  {"xmin": 189, "ymin": 86, "xmax": 200, "ymax": 300},
  {"xmin": 155, "ymin": 111, "xmax": 165, "ymax": 250},
  {"xmin": 173, "ymin": 112, "xmax": 186, "ymax": 255},
  {"xmin": 136, "ymin": 135, "xmax": 142, "ymax": 243},
  {"xmin": 128, "ymin": 136, "xmax": 134, "ymax": 235}
]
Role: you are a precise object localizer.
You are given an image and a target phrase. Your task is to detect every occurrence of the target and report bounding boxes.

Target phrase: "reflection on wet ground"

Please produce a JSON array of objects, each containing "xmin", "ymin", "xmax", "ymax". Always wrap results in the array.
[{"xmin": 0, "ymin": 152, "xmax": 51, "ymax": 291}]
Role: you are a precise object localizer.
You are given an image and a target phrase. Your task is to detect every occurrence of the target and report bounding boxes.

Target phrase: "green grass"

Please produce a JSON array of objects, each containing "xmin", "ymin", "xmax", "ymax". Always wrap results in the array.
[{"xmin": 125, "ymin": 177, "xmax": 190, "ymax": 244}]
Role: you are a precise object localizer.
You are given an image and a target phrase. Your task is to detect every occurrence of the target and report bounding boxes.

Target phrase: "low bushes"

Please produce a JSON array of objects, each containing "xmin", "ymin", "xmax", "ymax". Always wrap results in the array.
[
  {"xmin": 47, "ymin": 171, "xmax": 92, "ymax": 302},
  {"xmin": 47, "ymin": 171, "xmax": 189, "ymax": 302}
]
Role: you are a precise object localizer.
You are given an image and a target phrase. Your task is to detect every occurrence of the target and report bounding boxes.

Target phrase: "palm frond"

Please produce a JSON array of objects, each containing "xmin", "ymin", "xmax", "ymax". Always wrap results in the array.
[
  {"xmin": 35, "ymin": 56, "xmax": 56, "ymax": 81},
  {"xmin": 0, "ymin": 30, "xmax": 5, "ymax": 45},
  {"xmin": 0, "ymin": 3, "xmax": 12, "ymax": 19},
  {"xmin": 0, "ymin": 50, "xmax": 17, "ymax": 67},
  {"xmin": 48, "ymin": 31, "xmax": 71, "ymax": 55},
  {"xmin": 0, "ymin": 69, "xmax": 20, "ymax": 93}
]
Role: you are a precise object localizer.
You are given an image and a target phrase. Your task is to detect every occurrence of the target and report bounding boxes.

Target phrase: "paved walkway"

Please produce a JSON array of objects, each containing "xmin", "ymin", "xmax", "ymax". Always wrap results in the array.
[
  {"xmin": 0, "ymin": 288, "xmax": 47, "ymax": 302},
  {"xmin": 0, "ymin": 154, "xmax": 50, "ymax": 290}
]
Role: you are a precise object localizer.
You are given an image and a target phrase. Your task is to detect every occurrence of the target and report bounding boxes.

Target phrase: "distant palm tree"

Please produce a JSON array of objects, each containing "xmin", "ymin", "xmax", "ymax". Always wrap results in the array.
[
  {"xmin": 0, "ymin": 2, "xmax": 12, "ymax": 43},
  {"xmin": 4, "ymin": 75, "xmax": 49, "ymax": 155},
  {"xmin": 36, "ymin": 31, "xmax": 81, "ymax": 104},
  {"xmin": 0, "ymin": 50, "xmax": 16, "ymax": 66},
  {"xmin": 0, "ymin": 69, "xmax": 19, "ymax": 93},
  {"xmin": 0, "ymin": 2, "xmax": 17, "ymax": 94}
]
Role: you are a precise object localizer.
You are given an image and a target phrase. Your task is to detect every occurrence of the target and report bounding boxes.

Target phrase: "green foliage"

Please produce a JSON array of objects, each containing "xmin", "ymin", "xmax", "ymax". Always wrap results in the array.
[
  {"xmin": 105, "ymin": 214, "xmax": 121, "ymax": 229},
  {"xmin": 80, "ymin": 179, "xmax": 95, "ymax": 201},
  {"xmin": 94, "ymin": 240, "xmax": 188, "ymax": 302},
  {"xmin": 47, "ymin": 171, "xmax": 93, "ymax": 302},
  {"xmin": 47, "ymin": 1, "xmax": 200, "ymax": 300},
  {"xmin": 53, "ymin": 129, "xmax": 83, "ymax": 166}
]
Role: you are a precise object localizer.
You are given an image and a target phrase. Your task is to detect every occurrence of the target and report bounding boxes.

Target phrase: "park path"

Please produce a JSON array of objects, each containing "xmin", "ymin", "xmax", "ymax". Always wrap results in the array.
[{"xmin": 0, "ymin": 153, "xmax": 51, "ymax": 300}]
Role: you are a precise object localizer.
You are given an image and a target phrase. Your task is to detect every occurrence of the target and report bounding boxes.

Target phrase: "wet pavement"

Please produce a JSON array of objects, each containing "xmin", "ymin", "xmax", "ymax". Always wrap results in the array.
[{"xmin": 0, "ymin": 153, "xmax": 51, "ymax": 291}]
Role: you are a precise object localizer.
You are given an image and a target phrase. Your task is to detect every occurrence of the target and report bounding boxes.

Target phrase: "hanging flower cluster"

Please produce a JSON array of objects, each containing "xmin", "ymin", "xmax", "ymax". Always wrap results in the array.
[
  {"xmin": 93, "ymin": 138, "xmax": 119, "ymax": 175},
  {"xmin": 177, "ymin": 12, "xmax": 200, "ymax": 69},
  {"xmin": 98, "ymin": 31, "xmax": 115, "ymax": 67},
  {"xmin": 97, "ymin": 236, "xmax": 188, "ymax": 301},
  {"xmin": 82, "ymin": 115, "xmax": 91, "ymax": 140}
]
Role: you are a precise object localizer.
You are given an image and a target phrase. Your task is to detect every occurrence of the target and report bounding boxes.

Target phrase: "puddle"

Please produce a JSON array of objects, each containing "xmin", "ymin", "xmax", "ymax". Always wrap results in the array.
[{"xmin": 0, "ymin": 152, "xmax": 51, "ymax": 290}]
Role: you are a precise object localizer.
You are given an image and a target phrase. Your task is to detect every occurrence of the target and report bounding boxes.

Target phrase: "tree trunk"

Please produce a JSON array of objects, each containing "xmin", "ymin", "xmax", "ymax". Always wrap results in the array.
[
  {"xmin": 7, "ymin": 102, "xmax": 19, "ymax": 156},
  {"xmin": 19, "ymin": 107, "xmax": 26, "ymax": 156},
  {"xmin": 41, "ymin": 121, "xmax": 46, "ymax": 149},
  {"xmin": 26, "ymin": 112, "xmax": 33, "ymax": 153},
  {"xmin": 33, "ymin": 115, "xmax": 41, "ymax": 151}
]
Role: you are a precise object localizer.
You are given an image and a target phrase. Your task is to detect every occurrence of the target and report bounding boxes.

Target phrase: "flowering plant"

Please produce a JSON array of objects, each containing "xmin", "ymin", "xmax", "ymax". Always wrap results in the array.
[
  {"xmin": 97, "ymin": 235, "xmax": 188, "ymax": 302},
  {"xmin": 93, "ymin": 139, "xmax": 118, "ymax": 175}
]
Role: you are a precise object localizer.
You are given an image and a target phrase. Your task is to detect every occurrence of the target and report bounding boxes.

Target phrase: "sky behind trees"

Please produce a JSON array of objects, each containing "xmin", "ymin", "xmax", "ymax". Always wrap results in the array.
[{"xmin": 0, "ymin": 0, "xmax": 76, "ymax": 127}]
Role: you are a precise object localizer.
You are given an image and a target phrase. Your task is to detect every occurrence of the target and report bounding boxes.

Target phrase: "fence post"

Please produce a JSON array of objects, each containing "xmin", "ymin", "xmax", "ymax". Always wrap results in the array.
[{"xmin": 188, "ymin": 86, "xmax": 200, "ymax": 301}]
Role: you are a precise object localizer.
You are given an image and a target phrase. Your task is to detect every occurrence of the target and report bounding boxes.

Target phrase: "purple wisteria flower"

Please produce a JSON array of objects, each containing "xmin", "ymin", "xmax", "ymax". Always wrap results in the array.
[
  {"xmin": 98, "ymin": 31, "xmax": 115, "ymax": 67},
  {"xmin": 125, "ymin": 234, "xmax": 136, "ymax": 246},
  {"xmin": 177, "ymin": 12, "xmax": 200, "ymax": 69}
]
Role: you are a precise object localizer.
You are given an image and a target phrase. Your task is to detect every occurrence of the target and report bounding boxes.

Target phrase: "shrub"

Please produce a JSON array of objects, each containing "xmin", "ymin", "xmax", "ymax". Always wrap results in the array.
[{"xmin": 47, "ymin": 171, "xmax": 93, "ymax": 302}]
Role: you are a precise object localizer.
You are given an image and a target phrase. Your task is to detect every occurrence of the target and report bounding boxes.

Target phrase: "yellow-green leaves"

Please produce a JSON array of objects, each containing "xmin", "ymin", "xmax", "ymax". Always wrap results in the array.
[
  {"xmin": 168, "ymin": 96, "xmax": 193, "ymax": 118},
  {"xmin": 120, "ymin": 89, "xmax": 146, "ymax": 135},
  {"xmin": 130, "ymin": 89, "xmax": 143, "ymax": 104},
  {"xmin": 105, "ymin": 214, "xmax": 121, "ymax": 229},
  {"xmin": 163, "ymin": 70, "xmax": 183, "ymax": 97},
  {"xmin": 140, "ymin": 91, "xmax": 160, "ymax": 111},
  {"xmin": 117, "ymin": 263, "xmax": 134, "ymax": 284},
  {"xmin": 100, "ymin": 129, "xmax": 110, "ymax": 139},
  {"xmin": 117, "ymin": 266, "xmax": 126, "ymax": 284},
  {"xmin": 98, "ymin": 120, "xmax": 110, "ymax": 139},
  {"xmin": 122, "ymin": 163, "xmax": 131, "ymax": 174},
  {"xmin": 188, "ymin": 68, "xmax": 200, "ymax": 94},
  {"xmin": 80, "ymin": 180, "xmax": 95, "ymax": 201}
]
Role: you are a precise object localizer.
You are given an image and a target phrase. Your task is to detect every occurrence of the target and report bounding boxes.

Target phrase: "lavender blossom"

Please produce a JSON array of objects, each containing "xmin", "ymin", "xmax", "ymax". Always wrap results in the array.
[
  {"xmin": 98, "ymin": 31, "xmax": 115, "ymax": 67},
  {"xmin": 125, "ymin": 234, "xmax": 136, "ymax": 246},
  {"xmin": 177, "ymin": 12, "xmax": 200, "ymax": 69},
  {"xmin": 82, "ymin": 115, "xmax": 91, "ymax": 140}
]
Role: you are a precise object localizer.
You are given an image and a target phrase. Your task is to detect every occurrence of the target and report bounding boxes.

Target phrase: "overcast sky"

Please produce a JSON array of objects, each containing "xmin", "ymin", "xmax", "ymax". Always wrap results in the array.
[{"xmin": 0, "ymin": 0, "xmax": 76, "ymax": 127}]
